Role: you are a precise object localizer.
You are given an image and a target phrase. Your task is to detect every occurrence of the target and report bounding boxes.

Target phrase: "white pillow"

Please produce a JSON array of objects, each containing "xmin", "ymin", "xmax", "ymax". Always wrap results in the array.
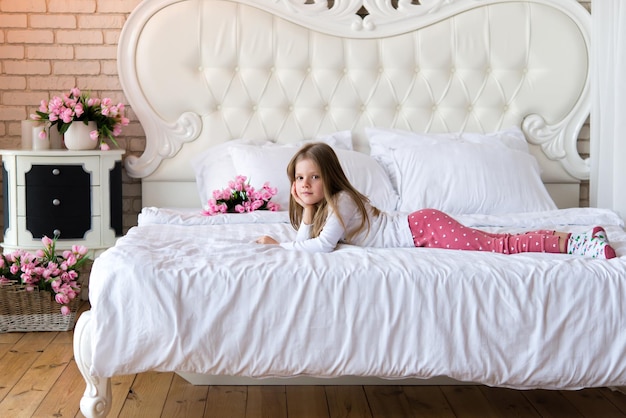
[
  {"xmin": 367, "ymin": 126, "xmax": 530, "ymax": 155},
  {"xmin": 191, "ymin": 131, "xmax": 352, "ymax": 206},
  {"xmin": 366, "ymin": 127, "xmax": 557, "ymax": 215},
  {"xmin": 228, "ymin": 145, "xmax": 399, "ymax": 212}
]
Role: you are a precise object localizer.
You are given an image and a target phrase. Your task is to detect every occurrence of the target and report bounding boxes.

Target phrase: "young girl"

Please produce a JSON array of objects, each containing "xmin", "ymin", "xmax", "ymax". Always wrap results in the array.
[{"xmin": 256, "ymin": 143, "xmax": 617, "ymax": 259}]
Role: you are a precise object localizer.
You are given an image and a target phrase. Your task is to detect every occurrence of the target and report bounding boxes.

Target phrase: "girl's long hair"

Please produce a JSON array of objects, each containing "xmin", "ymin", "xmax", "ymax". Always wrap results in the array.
[{"xmin": 286, "ymin": 143, "xmax": 379, "ymax": 240}]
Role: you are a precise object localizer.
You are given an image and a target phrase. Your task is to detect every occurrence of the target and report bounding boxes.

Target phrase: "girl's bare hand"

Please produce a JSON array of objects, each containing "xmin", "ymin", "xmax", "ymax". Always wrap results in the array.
[
  {"xmin": 291, "ymin": 182, "xmax": 315, "ymax": 209},
  {"xmin": 291, "ymin": 182, "xmax": 306, "ymax": 207},
  {"xmin": 291, "ymin": 182, "xmax": 316, "ymax": 225},
  {"xmin": 256, "ymin": 235, "xmax": 279, "ymax": 245}
]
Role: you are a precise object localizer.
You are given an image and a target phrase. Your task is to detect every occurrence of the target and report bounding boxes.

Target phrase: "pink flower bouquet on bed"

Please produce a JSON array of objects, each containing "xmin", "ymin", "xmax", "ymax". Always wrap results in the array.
[
  {"xmin": 0, "ymin": 234, "xmax": 90, "ymax": 315},
  {"xmin": 202, "ymin": 175, "xmax": 280, "ymax": 215}
]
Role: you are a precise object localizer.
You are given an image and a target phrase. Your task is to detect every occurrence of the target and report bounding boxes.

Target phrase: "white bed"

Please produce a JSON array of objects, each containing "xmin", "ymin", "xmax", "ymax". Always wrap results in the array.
[{"xmin": 73, "ymin": 1, "xmax": 626, "ymax": 417}]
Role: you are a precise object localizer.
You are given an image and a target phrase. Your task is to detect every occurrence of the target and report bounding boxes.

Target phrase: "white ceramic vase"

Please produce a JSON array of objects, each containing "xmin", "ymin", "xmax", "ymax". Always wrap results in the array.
[{"xmin": 64, "ymin": 121, "xmax": 98, "ymax": 150}]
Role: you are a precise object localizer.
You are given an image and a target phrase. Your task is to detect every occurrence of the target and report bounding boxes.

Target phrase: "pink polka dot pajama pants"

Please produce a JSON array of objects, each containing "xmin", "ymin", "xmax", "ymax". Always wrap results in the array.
[{"xmin": 408, "ymin": 209, "xmax": 561, "ymax": 254}]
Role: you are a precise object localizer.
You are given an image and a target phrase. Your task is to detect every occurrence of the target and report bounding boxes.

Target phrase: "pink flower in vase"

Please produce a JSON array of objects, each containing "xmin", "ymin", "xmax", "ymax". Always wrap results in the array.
[{"xmin": 32, "ymin": 87, "xmax": 129, "ymax": 150}]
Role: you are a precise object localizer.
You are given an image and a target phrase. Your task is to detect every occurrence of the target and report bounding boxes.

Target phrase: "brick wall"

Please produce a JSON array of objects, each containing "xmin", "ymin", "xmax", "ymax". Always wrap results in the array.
[
  {"xmin": 0, "ymin": 0, "xmax": 143, "ymax": 235},
  {"xmin": 0, "ymin": 0, "xmax": 594, "ymax": 238}
]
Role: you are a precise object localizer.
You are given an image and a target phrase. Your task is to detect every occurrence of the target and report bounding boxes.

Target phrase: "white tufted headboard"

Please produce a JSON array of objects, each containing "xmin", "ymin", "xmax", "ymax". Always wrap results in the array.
[{"xmin": 118, "ymin": 0, "xmax": 591, "ymax": 209}]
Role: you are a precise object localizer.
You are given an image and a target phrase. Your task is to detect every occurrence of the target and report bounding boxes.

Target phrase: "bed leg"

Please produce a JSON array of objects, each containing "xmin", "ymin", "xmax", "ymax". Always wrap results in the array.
[{"xmin": 73, "ymin": 310, "xmax": 112, "ymax": 418}]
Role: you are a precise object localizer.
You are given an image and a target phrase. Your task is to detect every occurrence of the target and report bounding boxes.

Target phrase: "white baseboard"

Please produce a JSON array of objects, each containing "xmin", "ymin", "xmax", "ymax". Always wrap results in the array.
[{"xmin": 176, "ymin": 373, "xmax": 471, "ymax": 386}]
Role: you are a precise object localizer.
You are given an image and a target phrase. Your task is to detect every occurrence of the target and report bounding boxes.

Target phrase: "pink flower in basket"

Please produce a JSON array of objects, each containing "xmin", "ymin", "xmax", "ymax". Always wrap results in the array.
[
  {"xmin": 0, "ymin": 234, "xmax": 90, "ymax": 315},
  {"xmin": 202, "ymin": 175, "xmax": 280, "ymax": 216}
]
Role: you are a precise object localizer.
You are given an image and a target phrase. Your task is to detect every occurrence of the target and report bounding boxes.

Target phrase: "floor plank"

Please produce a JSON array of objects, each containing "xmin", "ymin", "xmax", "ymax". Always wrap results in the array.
[
  {"xmin": 325, "ymin": 385, "xmax": 372, "ymax": 418},
  {"xmin": 440, "ymin": 385, "xmax": 501, "ymax": 418},
  {"xmin": 402, "ymin": 385, "xmax": 457, "ymax": 417},
  {"xmin": 162, "ymin": 373, "xmax": 209, "ymax": 418},
  {"xmin": 101, "ymin": 374, "xmax": 137, "ymax": 418},
  {"xmin": 0, "ymin": 339, "xmax": 13, "ymax": 362},
  {"xmin": 286, "ymin": 385, "xmax": 330, "ymax": 418},
  {"xmin": 0, "ymin": 332, "xmax": 24, "ymax": 344},
  {"xmin": 364, "ymin": 385, "xmax": 418, "ymax": 417},
  {"xmin": 204, "ymin": 385, "xmax": 247, "ymax": 418},
  {"xmin": 560, "ymin": 388, "xmax": 626, "ymax": 417},
  {"xmin": 601, "ymin": 387, "xmax": 626, "ymax": 415},
  {"xmin": 117, "ymin": 371, "xmax": 174, "ymax": 418},
  {"xmin": 522, "ymin": 389, "xmax": 584, "ymax": 418},
  {"xmin": 245, "ymin": 385, "xmax": 288, "ymax": 418},
  {"xmin": 477, "ymin": 386, "xmax": 542, "ymax": 418}
]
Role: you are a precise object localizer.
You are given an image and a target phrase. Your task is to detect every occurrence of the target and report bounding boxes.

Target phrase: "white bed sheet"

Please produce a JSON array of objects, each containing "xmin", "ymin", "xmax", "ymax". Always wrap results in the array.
[{"xmin": 89, "ymin": 207, "xmax": 626, "ymax": 389}]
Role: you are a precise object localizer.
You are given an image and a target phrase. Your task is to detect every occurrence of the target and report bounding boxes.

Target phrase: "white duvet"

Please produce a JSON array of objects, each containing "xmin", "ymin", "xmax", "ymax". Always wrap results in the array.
[{"xmin": 89, "ymin": 207, "xmax": 626, "ymax": 389}]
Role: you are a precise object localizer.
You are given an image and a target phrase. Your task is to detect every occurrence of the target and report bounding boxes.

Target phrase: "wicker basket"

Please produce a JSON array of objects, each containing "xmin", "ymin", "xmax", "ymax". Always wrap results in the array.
[{"xmin": 0, "ymin": 283, "xmax": 80, "ymax": 333}]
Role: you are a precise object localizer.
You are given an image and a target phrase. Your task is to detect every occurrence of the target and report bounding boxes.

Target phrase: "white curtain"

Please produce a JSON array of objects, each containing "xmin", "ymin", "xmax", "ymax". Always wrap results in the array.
[{"xmin": 590, "ymin": 1, "xmax": 626, "ymax": 222}]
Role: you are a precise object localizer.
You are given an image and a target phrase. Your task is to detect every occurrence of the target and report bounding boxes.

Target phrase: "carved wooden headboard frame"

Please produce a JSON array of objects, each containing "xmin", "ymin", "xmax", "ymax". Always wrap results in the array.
[{"xmin": 117, "ymin": 0, "xmax": 591, "ymax": 208}]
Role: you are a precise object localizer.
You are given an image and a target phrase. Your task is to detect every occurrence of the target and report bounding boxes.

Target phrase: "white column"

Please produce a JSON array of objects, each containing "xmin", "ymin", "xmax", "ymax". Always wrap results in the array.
[{"xmin": 590, "ymin": 1, "xmax": 626, "ymax": 224}]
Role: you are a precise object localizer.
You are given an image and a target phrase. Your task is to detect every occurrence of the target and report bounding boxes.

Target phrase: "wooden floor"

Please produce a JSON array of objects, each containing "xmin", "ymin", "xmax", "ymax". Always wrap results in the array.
[{"xmin": 1, "ymin": 304, "xmax": 626, "ymax": 417}]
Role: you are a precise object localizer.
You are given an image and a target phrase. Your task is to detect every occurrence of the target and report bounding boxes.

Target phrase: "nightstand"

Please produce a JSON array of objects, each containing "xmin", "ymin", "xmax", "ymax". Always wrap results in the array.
[{"xmin": 0, "ymin": 149, "xmax": 125, "ymax": 255}]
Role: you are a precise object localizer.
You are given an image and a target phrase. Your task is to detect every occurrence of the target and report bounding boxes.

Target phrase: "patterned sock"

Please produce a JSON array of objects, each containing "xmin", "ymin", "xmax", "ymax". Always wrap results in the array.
[
  {"xmin": 570, "ymin": 227, "xmax": 609, "ymax": 244},
  {"xmin": 591, "ymin": 226, "xmax": 608, "ymax": 242},
  {"xmin": 567, "ymin": 227, "xmax": 616, "ymax": 259}
]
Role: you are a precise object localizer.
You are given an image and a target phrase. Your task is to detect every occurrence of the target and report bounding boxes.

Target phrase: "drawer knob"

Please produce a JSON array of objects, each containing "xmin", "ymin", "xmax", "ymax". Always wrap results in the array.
[
  {"xmin": 52, "ymin": 198, "xmax": 61, "ymax": 206},
  {"xmin": 52, "ymin": 168, "xmax": 60, "ymax": 175},
  {"xmin": 53, "ymin": 229, "xmax": 61, "ymax": 237}
]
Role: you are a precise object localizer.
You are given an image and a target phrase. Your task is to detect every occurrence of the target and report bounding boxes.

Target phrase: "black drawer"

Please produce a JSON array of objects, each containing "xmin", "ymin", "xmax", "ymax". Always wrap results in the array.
[
  {"xmin": 25, "ymin": 186, "xmax": 91, "ymax": 218},
  {"xmin": 25, "ymin": 164, "xmax": 92, "ymax": 239},
  {"xmin": 26, "ymin": 215, "xmax": 92, "ymax": 239},
  {"xmin": 25, "ymin": 164, "xmax": 91, "ymax": 187}
]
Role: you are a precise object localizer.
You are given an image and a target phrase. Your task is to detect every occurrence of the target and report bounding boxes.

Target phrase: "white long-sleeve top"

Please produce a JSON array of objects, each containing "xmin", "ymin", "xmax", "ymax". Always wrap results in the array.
[{"xmin": 279, "ymin": 192, "xmax": 414, "ymax": 253}]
